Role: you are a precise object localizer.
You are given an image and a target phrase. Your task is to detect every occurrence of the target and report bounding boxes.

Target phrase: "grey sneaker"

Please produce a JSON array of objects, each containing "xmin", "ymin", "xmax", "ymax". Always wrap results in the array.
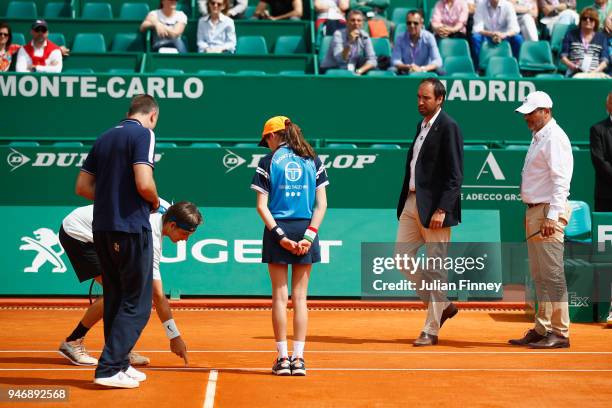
[
  {"xmin": 128, "ymin": 351, "xmax": 150, "ymax": 366},
  {"xmin": 58, "ymin": 338, "xmax": 98, "ymax": 366}
]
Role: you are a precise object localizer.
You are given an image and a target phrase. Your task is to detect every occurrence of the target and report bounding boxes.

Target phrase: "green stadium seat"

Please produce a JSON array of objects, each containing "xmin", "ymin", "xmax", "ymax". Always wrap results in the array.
[
  {"xmin": 154, "ymin": 69, "xmax": 185, "ymax": 74},
  {"xmin": 63, "ymin": 68, "xmax": 95, "ymax": 73},
  {"xmin": 366, "ymin": 70, "xmax": 396, "ymax": 76},
  {"xmin": 371, "ymin": 143, "xmax": 401, "ymax": 149},
  {"xmin": 391, "ymin": 7, "xmax": 414, "ymax": 26},
  {"xmin": 197, "ymin": 70, "xmax": 226, "ymax": 75},
  {"xmin": 519, "ymin": 41, "xmax": 556, "ymax": 72},
  {"xmin": 236, "ymin": 36, "xmax": 268, "ymax": 55},
  {"xmin": 479, "ymin": 41, "xmax": 512, "ymax": 71},
  {"xmin": 438, "ymin": 38, "xmax": 470, "ymax": 60},
  {"xmin": 6, "ymin": 1, "xmax": 37, "ymax": 18},
  {"xmin": 48, "ymin": 33, "xmax": 66, "ymax": 47},
  {"xmin": 318, "ymin": 35, "xmax": 332, "ymax": 65},
  {"xmin": 409, "ymin": 71, "xmax": 439, "ymax": 77},
  {"xmin": 550, "ymin": 23, "xmax": 573, "ymax": 55},
  {"xmin": 12, "ymin": 33, "xmax": 26, "ymax": 46},
  {"xmin": 394, "ymin": 23, "xmax": 406, "ymax": 43},
  {"xmin": 325, "ymin": 69, "xmax": 357, "ymax": 76},
  {"xmin": 279, "ymin": 70, "xmax": 307, "ymax": 75},
  {"xmin": 191, "ymin": 142, "xmax": 222, "ymax": 148},
  {"xmin": 72, "ymin": 33, "xmax": 107, "ymax": 53},
  {"xmin": 236, "ymin": 70, "xmax": 267, "ymax": 75},
  {"xmin": 108, "ymin": 68, "xmax": 135, "ymax": 73},
  {"xmin": 274, "ymin": 35, "xmax": 306, "ymax": 54},
  {"xmin": 111, "ymin": 33, "xmax": 145, "ymax": 52},
  {"xmin": 8, "ymin": 141, "xmax": 39, "ymax": 147},
  {"xmin": 565, "ymin": 201, "xmax": 591, "ymax": 242},
  {"xmin": 372, "ymin": 38, "xmax": 392, "ymax": 57},
  {"xmin": 505, "ymin": 144, "xmax": 529, "ymax": 150},
  {"xmin": 81, "ymin": 2, "xmax": 113, "ymax": 19},
  {"xmin": 156, "ymin": 142, "xmax": 177, "ymax": 147},
  {"xmin": 327, "ymin": 143, "xmax": 358, "ymax": 148},
  {"xmin": 234, "ymin": 143, "xmax": 260, "ymax": 147},
  {"xmin": 444, "ymin": 56, "xmax": 476, "ymax": 76},
  {"xmin": 464, "ymin": 144, "xmax": 489, "ymax": 150},
  {"xmin": 244, "ymin": 5, "xmax": 257, "ymax": 18},
  {"xmin": 486, "ymin": 56, "xmax": 521, "ymax": 78},
  {"xmin": 536, "ymin": 73, "xmax": 563, "ymax": 79},
  {"xmin": 53, "ymin": 141, "xmax": 83, "ymax": 147},
  {"xmin": 119, "ymin": 2, "xmax": 150, "ymax": 20},
  {"xmin": 44, "ymin": 2, "xmax": 74, "ymax": 18}
]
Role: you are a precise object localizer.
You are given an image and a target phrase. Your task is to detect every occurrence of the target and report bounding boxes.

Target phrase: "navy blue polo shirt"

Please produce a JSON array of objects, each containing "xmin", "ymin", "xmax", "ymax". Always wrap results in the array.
[{"xmin": 81, "ymin": 119, "xmax": 156, "ymax": 233}]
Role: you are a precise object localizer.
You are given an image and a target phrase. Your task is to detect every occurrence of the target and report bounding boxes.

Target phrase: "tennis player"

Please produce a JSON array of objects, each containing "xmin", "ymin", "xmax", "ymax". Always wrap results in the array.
[
  {"xmin": 251, "ymin": 116, "xmax": 329, "ymax": 376},
  {"xmin": 58, "ymin": 201, "xmax": 202, "ymax": 369}
]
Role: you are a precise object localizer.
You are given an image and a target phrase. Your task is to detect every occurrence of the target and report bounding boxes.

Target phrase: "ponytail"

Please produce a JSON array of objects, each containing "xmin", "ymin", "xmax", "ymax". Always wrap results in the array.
[{"xmin": 281, "ymin": 120, "xmax": 316, "ymax": 159}]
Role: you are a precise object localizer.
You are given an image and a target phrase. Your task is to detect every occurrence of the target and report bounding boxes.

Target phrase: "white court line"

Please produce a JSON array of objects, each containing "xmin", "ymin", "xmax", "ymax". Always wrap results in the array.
[
  {"xmin": 1, "ymin": 367, "xmax": 612, "ymax": 373},
  {"xmin": 203, "ymin": 370, "xmax": 218, "ymax": 408},
  {"xmin": 1, "ymin": 350, "xmax": 612, "ymax": 355}
]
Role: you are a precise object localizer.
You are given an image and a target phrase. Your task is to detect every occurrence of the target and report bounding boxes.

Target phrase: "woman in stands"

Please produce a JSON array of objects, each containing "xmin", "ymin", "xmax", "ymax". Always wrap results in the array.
[
  {"xmin": 140, "ymin": 0, "xmax": 189, "ymax": 53},
  {"xmin": 560, "ymin": 7, "xmax": 609, "ymax": 77},
  {"xmin": 314, "ymin": 0, "xmax": 349, "ymax": 34},
  {"xmin": 0, "ymin": 22, "xmax": 21, "ymax": 72},
  {"xmin": 197, "ymin": 0, "xmax": 237, "ymax": 53},
  {"xmin": 251, "ymin": 117, "xmax": 328, "ymax": 377}
]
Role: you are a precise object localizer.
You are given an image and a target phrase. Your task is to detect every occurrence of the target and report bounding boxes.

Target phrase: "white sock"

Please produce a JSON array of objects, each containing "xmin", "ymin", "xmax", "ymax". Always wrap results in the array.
[
  {"xmin": 276, "ymin": 341, "xmax": 288, "ymax": 359},
  {"xmin": 293, "ymin": 341, "xmax": 305, "ymax": 359}
]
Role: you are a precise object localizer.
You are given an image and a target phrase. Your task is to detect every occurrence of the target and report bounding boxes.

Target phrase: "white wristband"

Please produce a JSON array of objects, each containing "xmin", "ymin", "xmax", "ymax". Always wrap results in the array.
[{"xmin": 163, "ymin": 319, "xmax": 181, "ymax": 339}]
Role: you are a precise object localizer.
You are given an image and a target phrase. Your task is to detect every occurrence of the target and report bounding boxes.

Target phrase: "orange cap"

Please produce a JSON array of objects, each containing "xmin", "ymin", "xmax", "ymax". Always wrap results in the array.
[{"xmin": 260, "ymin": 115, "xmax": 289, "ymax": 146}]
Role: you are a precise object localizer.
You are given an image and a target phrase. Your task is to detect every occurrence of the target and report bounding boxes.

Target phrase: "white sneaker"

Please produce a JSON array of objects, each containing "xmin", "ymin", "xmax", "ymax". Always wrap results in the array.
[
  {"xmin": 94, "ymin": 371, "xmax": 139, "ymax": 389},
  {"xmin": 124, "ymin": 366, "xmax": 147, "ymax": 382},
  {"xmin": 128, "ymin": 351, "xmax": 150, "ymax": 366},
  {"xmin": 58, "ymin": 338, "xmax": 98, "ymax": 366}
]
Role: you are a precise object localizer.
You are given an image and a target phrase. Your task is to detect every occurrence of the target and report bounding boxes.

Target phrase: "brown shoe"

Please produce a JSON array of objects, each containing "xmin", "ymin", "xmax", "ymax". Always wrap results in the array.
[
  {"xmin": 528, "ymin": 333, "xmax": 570, "ymax": 349},
  {"xmin": 413, "ymin": 331, "xmax": 438, "ymax": 347},
  {"xmin": 508, "ymin": 329, "xmax": 546, "ymax": 346},
  {"xmin": 440, "ymin": 303, "xmax": 458, "ymax": 328}
]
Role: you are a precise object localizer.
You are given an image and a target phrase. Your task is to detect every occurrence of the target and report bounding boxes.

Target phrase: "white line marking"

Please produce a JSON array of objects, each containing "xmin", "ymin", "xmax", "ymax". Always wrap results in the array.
[
  {"xmin": 0, "ymin": 367, "xmax": 611, "ymax": 373},
  {"xmin": 463, "ymin": 185, "xmax": 520, "ymax": 189},
  {"xmin": 203, "ymin": 370, "xmax": 218, "ymax": 408},
  {"xmin": 1, "ymin": 350, "xmax": 611, "ymax": 355}
]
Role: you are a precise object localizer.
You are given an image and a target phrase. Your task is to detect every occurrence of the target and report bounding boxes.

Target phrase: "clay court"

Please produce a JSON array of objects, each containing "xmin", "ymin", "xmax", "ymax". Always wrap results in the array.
[{"xmin": 1, "ymin": 301, "xmax": 611, "ymax": 407}]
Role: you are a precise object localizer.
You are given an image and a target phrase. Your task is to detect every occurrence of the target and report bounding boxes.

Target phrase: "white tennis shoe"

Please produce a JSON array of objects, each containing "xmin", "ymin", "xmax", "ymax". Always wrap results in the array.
[
  {"xmin": 58, "ymin": 338, "xmax": 98, "ymax": 366},
  {"xmin": 94, "ymin": 371, "xmax": 139, "ymax": 389},
  {"xmin": 124, "ymin": 366, "xmax": 147, "ymax": 382}
]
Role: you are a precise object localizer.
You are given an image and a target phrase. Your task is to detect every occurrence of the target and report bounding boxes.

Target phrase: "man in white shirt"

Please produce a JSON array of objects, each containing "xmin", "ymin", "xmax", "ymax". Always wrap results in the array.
[
  {"xmin": 15, "ymin": 19, "xmax": 62, "ymax": 73},
  {"xmin": 509, "ymin": 91, "xmax": 574, "ymax": 349},
  {"xmin": 57, "ymin": 201, "xmax": 202, "ymax": 372}
]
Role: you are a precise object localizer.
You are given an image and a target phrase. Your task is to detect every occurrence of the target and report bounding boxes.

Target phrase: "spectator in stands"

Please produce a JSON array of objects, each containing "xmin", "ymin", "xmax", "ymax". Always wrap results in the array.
[
  {"xmin": 560, "ymin": 7, "xmax": 609, "ymax": 77},
  {"xmin": 253, "ymin": 0, "xmax": 303, "ymax": 20},
  {"xmin": 538, "ymin": 0, "xmax": 579, "ymax": 34},
  {"xmin": 320, "ymin": 10, "xmax": 377, "ymax": 74},
  {"xmin": 430, "ymin": 0, "xmax": 469, "ymax": 40},
  {"xmin": 589, "ymin": 91, "xmax": 612, "ymax": 211},
  {"xmin": 314, "ymin": 0, "xmax": 349, "ymax": 34},
  {"xmin": 0, "ymin": 22, "xmax": 20, "ymax": 72},
  {"xmin": 197, "ymin": 0, "xmax": 237, "ymax": 53},
  {"xmin": 199, "ymin": 0, "xmax": 248, "ymax": 19},
  {"xmin": 471, "ymin": 0, "xmax": 523, "ymax": 66},
  {"xmin": 140, "ymin": 0, "xmax": 188, "ymax": 53},
  {"xmin": 593, "ymin": 0, "xmax": 612, "ymax": 28},
  {"xmin": 392, "ymin": 10, "xmax": 443, "ymax": 75},
  {"xmin": 510, "ymin": 0, "xmax": 539, "ymax": 41},
  {"xmin": 349, "ymin": 0, "xmax": 389, "ymax": 20},
  {"xmin": 15, "ymin": 19, "xmax": 62, "ymax": 73}
]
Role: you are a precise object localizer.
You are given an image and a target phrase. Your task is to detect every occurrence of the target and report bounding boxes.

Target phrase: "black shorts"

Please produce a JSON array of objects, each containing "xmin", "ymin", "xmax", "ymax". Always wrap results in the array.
[
  {"xmin": 59, "ymin": 226, "xmax": 102, "ymax": 283},
  {"xmin": 262, "ymin": 219, "xmax": 321, "ymax": 264}
]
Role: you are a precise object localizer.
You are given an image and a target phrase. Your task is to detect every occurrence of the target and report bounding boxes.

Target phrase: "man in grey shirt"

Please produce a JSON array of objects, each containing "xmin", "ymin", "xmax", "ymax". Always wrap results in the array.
[{"xmin": 320, "ymin": 9, "xmax": 377, "ymax": 75}]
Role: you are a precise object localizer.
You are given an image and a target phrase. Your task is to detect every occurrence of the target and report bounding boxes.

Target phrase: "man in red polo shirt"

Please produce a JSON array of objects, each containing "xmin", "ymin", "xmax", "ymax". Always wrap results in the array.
[{"xmin": 15, "ymin": 19, "xmax": 62, "ymax": 73}]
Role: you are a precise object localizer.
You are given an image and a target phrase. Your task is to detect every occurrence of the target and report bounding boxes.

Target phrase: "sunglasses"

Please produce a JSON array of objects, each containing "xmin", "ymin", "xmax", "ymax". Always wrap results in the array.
[
  {"xmin": 210, "ymin": 1, "xmax": 223, "ymax": 5},
  {"xmin": 0, "ymin": 33, "xmax": 9, "ymax": 37},
  {"xmin": 581, "ymin": 16, "xmax": 595, "ymax": 22},
  {"xmin": 33, "ymin": 27, "xmax": 48, "ymax": 33},
  {"xmin": 406, "ymin": 21, "xmax": 420, "ymax": 26}
]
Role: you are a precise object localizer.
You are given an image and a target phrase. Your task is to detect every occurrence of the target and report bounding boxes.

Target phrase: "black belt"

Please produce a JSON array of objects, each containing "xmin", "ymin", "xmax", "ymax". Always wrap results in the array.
[{"xmin": 526, "ymin": 203, "xmax": 547, "ymax": 208}]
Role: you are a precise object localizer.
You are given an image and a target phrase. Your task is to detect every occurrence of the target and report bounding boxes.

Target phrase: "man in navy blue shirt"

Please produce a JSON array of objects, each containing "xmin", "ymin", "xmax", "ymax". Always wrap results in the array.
[{"xmin": 75, "ymin": 94, "xmax": 160, "ymax": 389}]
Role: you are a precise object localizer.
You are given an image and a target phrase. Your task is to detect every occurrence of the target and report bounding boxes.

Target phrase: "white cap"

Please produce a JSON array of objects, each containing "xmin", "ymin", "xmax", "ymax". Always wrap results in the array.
[{"xmin": 515, "ymin": 91, "xmax": 553, "ymax": 114}]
